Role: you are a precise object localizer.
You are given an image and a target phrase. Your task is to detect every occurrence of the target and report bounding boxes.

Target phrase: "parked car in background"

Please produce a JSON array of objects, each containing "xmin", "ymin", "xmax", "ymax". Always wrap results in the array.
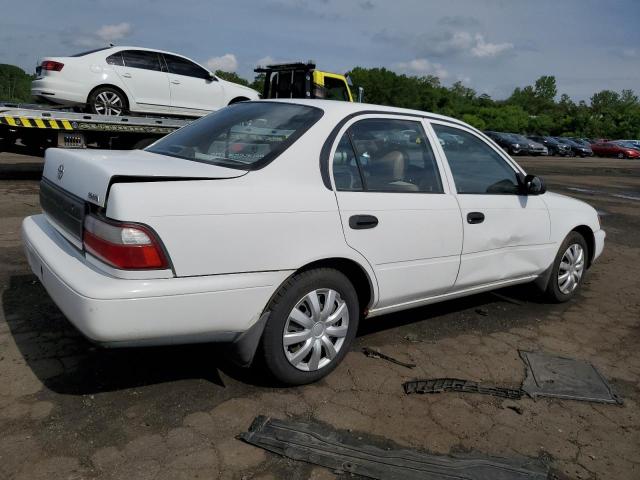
[
  {"xmin": 509, "ymin": 134, "xmax": 548, "ymax": 156},
  {"xmin": 555, "ymin": 137, "xmax": 593, "ymax": 157},
  {"xmin": 485, "ymin": 131, "xmax": 546, "ymax": 155},
  {"xmin": 22, "ymin": 100, "xmax": 605, "ymax": 385},
  {"xmin": 619, "ymin": 139, "xmax": 640, "ymax": 149},
  {"xmin": 484, "ymin": 131, "xmax": 524, "ymax": 154},
  {"xmin": 528, "ymin": 135, "xmax": 570, "ymax": 156},
  {"xmin": 591, "ymin": 141, "xmax": 640, "ymax": 159},
  {"xmin": 31, "ymin": 46, "xmax": 259, "ymax": 117}
]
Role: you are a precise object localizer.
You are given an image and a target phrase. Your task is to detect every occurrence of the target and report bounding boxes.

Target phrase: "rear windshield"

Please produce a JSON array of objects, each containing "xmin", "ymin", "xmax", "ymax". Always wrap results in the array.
[{"xmin": 147, "ymin": 102, "xmax": 323, "ymax": 170}]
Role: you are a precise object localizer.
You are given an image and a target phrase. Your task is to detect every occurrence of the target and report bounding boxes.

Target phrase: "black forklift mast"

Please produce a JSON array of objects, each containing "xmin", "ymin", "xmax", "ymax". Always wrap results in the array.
[{"xmin": 254, "ymin": 61, "xmax": 316, "ymax": 100}]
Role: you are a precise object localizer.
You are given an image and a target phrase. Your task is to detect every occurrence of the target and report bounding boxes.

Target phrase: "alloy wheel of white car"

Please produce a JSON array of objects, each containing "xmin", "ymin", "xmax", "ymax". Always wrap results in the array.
[
  {"xmin": 557, "ymin": 243, "xmax": 585, "ymax": 295},
  {"xmin": 283, "ymin": 288, "xmax": 349, "ymax": 371},
  {"xmin": 94, "ymin": 91, "xmax": 124, "ymax": 116}
]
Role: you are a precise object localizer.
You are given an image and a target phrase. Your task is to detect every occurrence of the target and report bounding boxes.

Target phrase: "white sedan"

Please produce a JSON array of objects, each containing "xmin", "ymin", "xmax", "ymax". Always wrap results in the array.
[
  {"xmin": 22, "ymin": 100, "xmax": 605, "ymax": 385},
  {"xmin": 31, "ymin": 46, "xmax": 259, "ymax": 117}
]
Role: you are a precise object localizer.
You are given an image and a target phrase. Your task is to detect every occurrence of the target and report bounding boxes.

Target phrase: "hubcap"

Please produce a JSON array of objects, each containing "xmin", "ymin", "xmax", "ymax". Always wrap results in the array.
[
  {"xmin": 557, "ymin": 243, "xmax": 585, "ymax": 295},
  {"xmin": 94, "ymin": 91, "xmax": 123, "ymax": 116},
  {"xmin": 283, "ymin": 288, "xmax": 349, "ymax": 372}
]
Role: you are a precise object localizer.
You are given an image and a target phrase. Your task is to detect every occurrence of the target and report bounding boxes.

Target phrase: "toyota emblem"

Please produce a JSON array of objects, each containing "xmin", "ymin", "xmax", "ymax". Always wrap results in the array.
[{"xmin": 57, "ymin": 164, "xmax": 64, "ymax": 180}]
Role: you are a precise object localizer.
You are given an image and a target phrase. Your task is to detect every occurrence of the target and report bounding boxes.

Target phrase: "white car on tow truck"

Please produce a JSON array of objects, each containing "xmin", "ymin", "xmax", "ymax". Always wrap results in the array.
[
  {"xmin": 31, "ymin": 46, "xmax": 259, "ymax": 117},
  {"xmin": 22, "ymin": 100, "xmax": 605, "ymax": 385}
]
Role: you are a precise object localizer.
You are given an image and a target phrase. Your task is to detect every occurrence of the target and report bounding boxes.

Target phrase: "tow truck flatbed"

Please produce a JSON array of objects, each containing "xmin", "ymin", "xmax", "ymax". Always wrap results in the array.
[{"xmin": 0, "ymin": 103, "xmax": 192, "ymax": 151}]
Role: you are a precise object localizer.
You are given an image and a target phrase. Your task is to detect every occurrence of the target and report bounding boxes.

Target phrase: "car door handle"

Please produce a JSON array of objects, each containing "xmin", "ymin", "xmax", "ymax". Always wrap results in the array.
[
  {"xmin": 349, "ymin": 215, "xmax": 378, "ymax": 230},
  {"xmin": 171, "ymin": 80, "xmax": 181, "ymax": 85},
  {"xmin": 122, "ymin": 73, "xmax": 132, "ymax": 78},
  {"xmin": 467, "ymin": 212, "xmax": 485, "ymax": 224}
]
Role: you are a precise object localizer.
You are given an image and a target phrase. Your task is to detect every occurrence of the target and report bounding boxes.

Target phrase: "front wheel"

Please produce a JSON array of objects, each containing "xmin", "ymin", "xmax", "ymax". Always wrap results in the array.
[
  {"xmin": 617, "ymin": 152, "xmax": 625, "ymax": 159},
  {"xmin": 88, "ymin": 87, "xmax": 128, "ymax": 116},
  {"xmin": 545, "ymin": 232, "xmax": 588, "ymax": 303},
  {"xmin": 259, "ymin": 268, "xmax": 359, "ymax": 385}
]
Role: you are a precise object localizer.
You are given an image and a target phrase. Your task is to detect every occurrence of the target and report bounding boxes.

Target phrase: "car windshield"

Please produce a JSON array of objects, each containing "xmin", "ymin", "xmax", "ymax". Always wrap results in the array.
[
  {"xmin": 147, "ymin": 102, "xmax": 323, "ymax": 170},
  {"xmin": 616, "ymin": 141, "xmax": 639, "ymax": 149}
]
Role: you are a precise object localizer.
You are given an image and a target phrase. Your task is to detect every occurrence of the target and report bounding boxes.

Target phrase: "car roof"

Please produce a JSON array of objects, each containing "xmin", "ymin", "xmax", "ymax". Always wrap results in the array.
[{"xmin": 261, "ymin": 98, "xmax": 469, "ymax": 126}]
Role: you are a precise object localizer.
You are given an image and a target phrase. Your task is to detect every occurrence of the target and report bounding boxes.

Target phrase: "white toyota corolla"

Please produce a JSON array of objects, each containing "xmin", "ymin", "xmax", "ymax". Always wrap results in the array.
[
  {"xmin": 31, "ymin": 46, "xmax": 259, "ymax": 117},
  {"xmin": 22, "ymin": 100, "xmax": 605, "ymax": 385}
]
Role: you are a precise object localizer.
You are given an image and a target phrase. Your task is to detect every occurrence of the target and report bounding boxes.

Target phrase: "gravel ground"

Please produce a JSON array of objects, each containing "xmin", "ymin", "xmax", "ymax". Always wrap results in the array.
[{"xmin": 0, "ymin": 152, "xmax": 638, "ymax": 480}]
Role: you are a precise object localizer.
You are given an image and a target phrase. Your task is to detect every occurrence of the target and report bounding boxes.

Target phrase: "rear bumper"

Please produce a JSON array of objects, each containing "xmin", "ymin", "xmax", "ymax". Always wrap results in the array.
[
  {"xmin": 22, "ymin": 214, "xmax": 290, "ymax": 346},
  {"xmin": 31, "ymin": 78, "xmax": 88, "ymax": 106}
]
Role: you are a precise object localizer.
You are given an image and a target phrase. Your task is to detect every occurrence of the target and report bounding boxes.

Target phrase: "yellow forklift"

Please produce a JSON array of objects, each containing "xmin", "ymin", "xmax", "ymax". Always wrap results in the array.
[{"xmin": 255, "ymin": 62, "xmax": 363, "ymax": 102}]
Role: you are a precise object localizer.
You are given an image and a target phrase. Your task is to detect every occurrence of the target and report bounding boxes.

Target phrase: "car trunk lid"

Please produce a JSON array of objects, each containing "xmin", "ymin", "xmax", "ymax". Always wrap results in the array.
[{"xmin": 40, "ymin": 148, "xmax": 247, "ymax": 247}]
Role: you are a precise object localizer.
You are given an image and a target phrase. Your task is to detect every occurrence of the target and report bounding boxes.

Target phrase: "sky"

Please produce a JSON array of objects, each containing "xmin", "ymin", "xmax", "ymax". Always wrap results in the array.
[{"xmin": 1, "ymin": 0, "xmax": 639, "ymax": 102}]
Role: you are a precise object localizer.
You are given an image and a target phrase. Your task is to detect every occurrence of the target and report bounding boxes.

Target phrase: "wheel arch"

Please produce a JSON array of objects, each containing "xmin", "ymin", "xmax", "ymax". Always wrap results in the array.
[
  {"xmin": 87, "ymin": 84, "xmax": 130, "ymax": 108},
  {"xmin": 292, "ymin": 257, "xmax": 375, "ymax": 315},
  {"xmin": 572, "ymin": 224, "xmax": 595, "ymax": 268},
  {"xmin": 228, "ymin": 96, "xmax": 250, "ymax": 105}
]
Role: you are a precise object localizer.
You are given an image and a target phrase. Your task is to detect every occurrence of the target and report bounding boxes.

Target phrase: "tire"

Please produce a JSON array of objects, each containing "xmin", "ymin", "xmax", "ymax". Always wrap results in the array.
[
  {"xmin": 617, "ymin": 152, "xmax": 625, "ymax": 159},
  {"xmin": 259, "ymin": 268, "xmax": 359, "ymax": 385},
  {"xmin": 88, "ymin": 86, "xmax": 128, "ymax": 116},
  {"xmin": 545, "ymin": 231, "xmax": 588, "ymax": 303}
]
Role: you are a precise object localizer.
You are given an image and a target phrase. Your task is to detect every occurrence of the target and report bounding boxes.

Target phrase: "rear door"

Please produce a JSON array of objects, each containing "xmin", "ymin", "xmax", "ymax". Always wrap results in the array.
[
  {"xmin": 430, "ymin": 122, "xmax": 553, "ymax": 289},
  {"xmin": 163, "ymin": 53, "xmax": 224, "ymax": 114},
  {"xmin": 330, "ymin": 115, "xmax": 463, "ymax": 310},
  {"xmin": 113, "ymin": 50, "xmax": 170, "ymax": 108}
]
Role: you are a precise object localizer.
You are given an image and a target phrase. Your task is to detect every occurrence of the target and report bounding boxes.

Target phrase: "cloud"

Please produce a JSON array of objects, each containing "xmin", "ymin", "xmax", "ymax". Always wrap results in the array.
[
  {"xmin": 394, "ymin": 58, "xmax": 449, "ymax": 79},
  {"xmin": 375, "ymin": 29, "xmax": 513, "ymax": 60},
  {"xmin": 96, "ymin": 22, "xmax": 132, "ymax": 43},
  {"xmin": 359, "ymin": 0, "xmax": 375, "ymax": 10},
  {"xmin": 470, "ymin": 34, "xmax": 513, "ymax": 58},
  {"xmin": 255, "ymin": 55, "xmax": 296, "ymax": 67},
  {"xmin": 67, "ymin": 22, "xmax": 133, "ymax": 48},
  {"xmin": 438, "ymin": 15, "xmax": 480, "ymax": 28},
  {"xmin": 205, "ymin": 53, "xmax": 238, "ymax": 72}
]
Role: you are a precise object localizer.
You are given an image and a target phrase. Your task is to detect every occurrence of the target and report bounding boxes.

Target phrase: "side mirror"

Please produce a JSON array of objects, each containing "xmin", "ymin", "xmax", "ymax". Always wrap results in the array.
[
  {"xmin": 518, "ymin": 173, "xmax": 546, "ymax": 195},
  {"xmin": 208, "ymin": 72, "xmax": 217, "ymax": 81}
]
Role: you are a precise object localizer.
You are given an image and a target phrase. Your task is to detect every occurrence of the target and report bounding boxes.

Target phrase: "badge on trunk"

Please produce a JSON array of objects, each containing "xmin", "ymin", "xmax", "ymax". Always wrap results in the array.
[{"xmin": 57, "ymin": 164, "xmax": 64, "ymax": 180}]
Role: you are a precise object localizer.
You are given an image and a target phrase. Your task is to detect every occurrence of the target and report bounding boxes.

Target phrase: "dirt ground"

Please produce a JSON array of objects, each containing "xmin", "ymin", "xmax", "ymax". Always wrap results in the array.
[{"xmin": 0, "ymin": 151, "xmax": 639, "ymax": 480}]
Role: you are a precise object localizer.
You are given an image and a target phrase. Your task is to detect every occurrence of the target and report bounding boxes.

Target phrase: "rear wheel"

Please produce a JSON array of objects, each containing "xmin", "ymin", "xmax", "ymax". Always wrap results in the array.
[
  {"xmin": 617, "ymin": 152, "xmax": 625, "ymax": 159},
  {"xmin": 545, "ymin": 232, "xmax": 588, "ymax": 303},
  {"xmin": 259, "ymin": 268, "xmax": 359, "ymax": 385},
  {"xmin": 88, "ymin": 87, "xmax": 128, "ymax": 116}
]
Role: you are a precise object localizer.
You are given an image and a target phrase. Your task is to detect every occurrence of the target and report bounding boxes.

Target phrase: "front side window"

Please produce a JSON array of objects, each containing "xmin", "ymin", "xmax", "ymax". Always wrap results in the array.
[
  {"xmin": 122, "ymin": 50, "xmax": 162, "ymax": 71},
  {"xmin": 147, "ymin": 102, "xmax": 323, "ymax": 170},
  {"xmin": 164, "ymin": 54, "xmax": 210, "ymax": 79},
  {"xmin": 433, "ymin": 124, "xmax": 520, "ymax": 194},
  {"xmin": 332, "ymin": 118, "xmax": 443, "ymax": 193}
]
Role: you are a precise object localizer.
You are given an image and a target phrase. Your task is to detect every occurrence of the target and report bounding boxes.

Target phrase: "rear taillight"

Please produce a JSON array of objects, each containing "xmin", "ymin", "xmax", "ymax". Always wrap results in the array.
[
  {"xmin": 41, "ymin": 60, "xmax": 64, "ymax": 72},
  {"xmin": 83, "ymin": 215, "xmax": 169, "ymax": 270}
]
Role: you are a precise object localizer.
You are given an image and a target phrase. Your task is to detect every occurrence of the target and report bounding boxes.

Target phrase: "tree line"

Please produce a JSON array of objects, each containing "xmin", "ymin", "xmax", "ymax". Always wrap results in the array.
[
  {"xmin": 220, "ymin": 68, "xmax": 640, "ymax": 139},
  {"xmin": 2, "ymin": 62, "xmax": 638, "ymax": 139}
]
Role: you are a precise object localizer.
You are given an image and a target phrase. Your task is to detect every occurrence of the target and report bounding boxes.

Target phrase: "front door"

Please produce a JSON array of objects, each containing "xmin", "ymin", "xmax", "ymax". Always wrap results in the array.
[
  {"xmin": 331, "ymin": 116, "xmax": 463, "ymax": 311},
  {"xmin": 431, "ymin": 123, "xmax": 553, "ymax": 290},
  {"xmin": 163, "ymin": 53, "xmax": 224, "ymax": 114},
  {"xmin": 115, "ymin": 50, "xmax": 170, "ymax": 109}
]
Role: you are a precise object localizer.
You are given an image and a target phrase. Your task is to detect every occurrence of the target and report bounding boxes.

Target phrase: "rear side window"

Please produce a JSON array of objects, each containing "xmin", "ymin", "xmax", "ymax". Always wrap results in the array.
[
  {"xmin": 122, "ymin": 50, "xmax": 162, "ymax": 71},
  {"xmin": 147, "ymin": 102, "xmax": 323, "ymax": 170},
  {"xmin": 164, "ymin": 54, "xmax": 210, "ymax": 79},
  {"xmin": 106, "ymin": 52, "xmax": 124, "ymax": 66},
  {"xmin": 333, "ymin": 118, "xmax": 443, "ymax": 193},
  {"xmin": 433, "ymin": 124, "xmax": 519, "ymax": 194}
]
